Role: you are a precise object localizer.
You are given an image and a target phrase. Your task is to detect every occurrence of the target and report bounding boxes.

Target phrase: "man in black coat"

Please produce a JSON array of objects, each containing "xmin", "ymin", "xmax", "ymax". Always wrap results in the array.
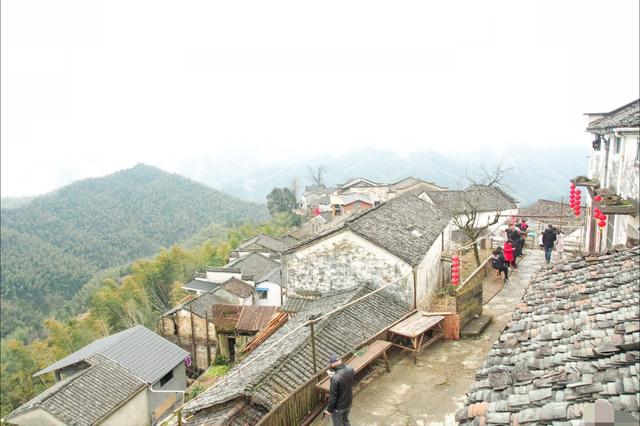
[
  {"xmin": 542, "ymin": 224, "xmax": 557, "ymax": 263},
  {"xmin": 323, "ymin": 354, "xmax": 355, "ymax": 426}
]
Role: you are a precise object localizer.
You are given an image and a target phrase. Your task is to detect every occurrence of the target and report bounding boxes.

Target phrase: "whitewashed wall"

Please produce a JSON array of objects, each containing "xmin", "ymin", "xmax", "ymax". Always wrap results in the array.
[
  {"xmin": 255, "ymin": 281, "xmax": 282, "ymax": 306},
  {"xmin": 283, "ymin": 230, "xmax": 413, "ymax": 304}
]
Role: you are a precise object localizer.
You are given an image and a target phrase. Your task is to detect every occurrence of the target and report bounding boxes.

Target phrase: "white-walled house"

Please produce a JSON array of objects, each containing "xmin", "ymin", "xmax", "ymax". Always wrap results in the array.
[
  {"xmin": 254, "ymin": 266, "xmax": 284, "ymax": 307},
  {"xmin": 581, "ymin": 99, "xmax": 639, "ymax": 252},
  {"xmin": 6, "ymin": 326, "xmax": 188, "ymax": 426},
  {"xmin": 419, "ymin": 185, "xmax": 519, "ymax": 247},
  {"xmin": 282, "ymin": 194, "xmax": 452, "ymax": 308}
]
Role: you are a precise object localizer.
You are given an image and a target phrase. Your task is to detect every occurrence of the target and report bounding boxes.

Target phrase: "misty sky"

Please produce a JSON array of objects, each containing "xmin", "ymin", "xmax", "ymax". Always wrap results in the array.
[{"xmin": 2, "ymin": 1, "xmax": 639, "ymax": 197}]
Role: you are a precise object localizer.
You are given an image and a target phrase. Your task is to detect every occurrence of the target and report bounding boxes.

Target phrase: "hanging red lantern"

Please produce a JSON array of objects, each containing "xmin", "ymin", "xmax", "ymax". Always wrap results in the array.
[
  {"xmin": 575, "ymin": 189, "xmax": 581, "ymax": 195},
  {"xmin": 574, "ymin": 211, "xmax": 580, "ymax": 216},
  {"xmin": 594, "ymin": 207, "xmax": 601, "ymax": 214},
  {"xmin": 594, "ymin": 195, "xmax": 602, "ymax": 202},
  {"xmin": 598, "ymin": 220, "xmax": 606, "ymax": 228},
  {"xmin": 569, "ymin": 202, "xmax": 575, "ymax": 209},
  {"xmin": 570, "ymin": 189, "xmax": 576, "ymax": 195},
  {"xmin": 600, "ymin": 214, "xmax": 607, "ymax": 220},
  {"xmin": 570, "ymin": 184, "xmax": 576, "ymax": 190}
]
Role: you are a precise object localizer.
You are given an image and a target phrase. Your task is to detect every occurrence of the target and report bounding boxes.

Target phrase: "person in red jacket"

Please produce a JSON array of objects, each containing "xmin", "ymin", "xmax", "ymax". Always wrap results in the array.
[{"xmin": 503, "ymin": 240, "xmax": 516, "ymax": 268}]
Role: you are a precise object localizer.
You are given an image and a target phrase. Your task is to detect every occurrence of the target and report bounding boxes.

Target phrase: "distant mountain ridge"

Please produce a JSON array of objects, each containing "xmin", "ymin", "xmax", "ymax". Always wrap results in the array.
[
  {"xmin": 175, "ymin": 147, "xmax": 588, "ymax": 205},
  {"xmin": 0, "ymin": 164, "xmax": 269, "ymax": 339}
]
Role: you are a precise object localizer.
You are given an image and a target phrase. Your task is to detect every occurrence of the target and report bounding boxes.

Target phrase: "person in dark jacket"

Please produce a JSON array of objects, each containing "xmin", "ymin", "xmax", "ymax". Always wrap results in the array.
[
  {"xmin": 542, "ymin": 224, "xmax": 557, "ymax": 263},
  {"xmin": 324, "ymin": 354, "xmax": 355, "ymax": 425},
  {"xmin": 491, "ymin": 248, "xmax": 509, "ymax": 282}
]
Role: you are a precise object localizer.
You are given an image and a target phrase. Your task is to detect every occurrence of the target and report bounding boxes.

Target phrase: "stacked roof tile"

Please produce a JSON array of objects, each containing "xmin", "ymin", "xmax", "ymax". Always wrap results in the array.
[
  {"xmin": 183, "ymin": 283, "xmax": 410, "ymax": 424},
  {"xmin": 457, "ymin": 247, "xmax": 640, "ymax": 425},
  {"xmin": 226, "ymin": 252, "xmax": 280, "ymax": 281},
  {"xmin": 426, "ymin": 186, "xmax": 517, "ymax": 216},
  {"xmin": 587, "ymin": 99, "xmax": 640, "ymax": 134}
]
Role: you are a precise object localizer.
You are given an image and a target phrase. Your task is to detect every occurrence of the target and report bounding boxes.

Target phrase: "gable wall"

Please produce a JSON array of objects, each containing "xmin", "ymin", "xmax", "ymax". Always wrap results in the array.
[
  {"xmin": 283, "ymin": 230, "xmax": 413, "ymax": 304},
  {"xmin": 100, "ymin": 388, "xmax": 149, "ymax": 426},
  {"xmin": 6, "ymin": 408, "xmax": 66, "ymax": 426}
]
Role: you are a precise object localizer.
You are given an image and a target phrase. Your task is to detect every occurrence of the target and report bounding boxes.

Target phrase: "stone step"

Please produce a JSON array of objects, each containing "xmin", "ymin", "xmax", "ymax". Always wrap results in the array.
[{"xmin": 461, "ymin": 315, "xmax": 493, "ymax": 338}]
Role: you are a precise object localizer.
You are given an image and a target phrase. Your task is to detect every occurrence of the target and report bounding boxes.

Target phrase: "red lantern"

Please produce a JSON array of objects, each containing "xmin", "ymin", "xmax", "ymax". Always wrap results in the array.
[
  {"xmin": 570, "ymin": 184, "xmax": 576, "ymax": 190},
  {"xmin": 598, "ymin": 220, "xmax": 606, "ymax": 228},
  {"xmin": 594, "ymin": 207, "xmax": 601, "ymax": 214},
  {"xmin": 569, "ymin": 202, "xmax": 575, "ymax": 209},
  {"xmin": 594, "ymin": 195, "xmax": 602, "ymax": 202},
  {"xmin": 574, "ymin": 211, "xmax": 580, "ymax": 216},
  {"xmin": 570, "ymin": 189, "xmax": 576, "ymax": 195},
  {"xmin": 601, "ymin": 214, "xmax": 607, "ymax": 220},
  {"xmin": 575, "ymin": 189, "xmax": 581, "ymax": 195}
]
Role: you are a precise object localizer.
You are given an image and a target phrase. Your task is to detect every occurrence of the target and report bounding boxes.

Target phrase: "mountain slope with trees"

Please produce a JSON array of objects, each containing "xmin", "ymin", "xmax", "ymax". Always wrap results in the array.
[{"xmin": 0, "ymin": 164, "xmax": 270, "ymax": 339}]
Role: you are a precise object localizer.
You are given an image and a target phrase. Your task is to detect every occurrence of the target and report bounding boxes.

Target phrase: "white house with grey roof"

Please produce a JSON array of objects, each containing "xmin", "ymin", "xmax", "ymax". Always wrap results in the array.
[
  {"xmin": 6, "ymin": 325, "xmax": 188, "ymax": 426},
  {"xmin": 283, "ymin": 193, "xmax": 453, "ymax": 308},
  {"xmin": 582, "ymin": 99, "xmax": 639, "ymax": 252}
]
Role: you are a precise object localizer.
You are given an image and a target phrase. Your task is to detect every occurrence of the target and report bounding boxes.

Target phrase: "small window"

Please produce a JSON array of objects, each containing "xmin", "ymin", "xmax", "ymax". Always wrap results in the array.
[
  {"xmin": 159, "ymin": 370, "xmax": 173, "ymax": 387},
  {"xmin": 259, "ymin": 290, "xmax": 268, "ymax": 300},
  {"xmin": 615, "ymin": 137, "xmax": 621, "ymax": 154}
]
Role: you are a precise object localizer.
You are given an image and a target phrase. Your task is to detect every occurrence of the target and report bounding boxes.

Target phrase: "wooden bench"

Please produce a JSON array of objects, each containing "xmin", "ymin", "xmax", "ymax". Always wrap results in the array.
[
  {"xmin": 388, "ymin": 312, "xmax": 445, "ymax": 364},
  {"xmin": 315, "ymin": 340, "xmax": 393, "ymax": 393}
]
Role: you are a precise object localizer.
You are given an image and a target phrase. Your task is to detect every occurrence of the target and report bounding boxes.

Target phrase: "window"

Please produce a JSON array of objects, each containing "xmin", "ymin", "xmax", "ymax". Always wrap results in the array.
[
  {"xmin": 615, "ymin": 137, "xmax": 621, "ymax": 154},
  {"xmin": 159, "ymin": 370, "xmax": 173, "ymax": 387},
  {"xmin": 256, "ymin": 288, "xmax": 268, "ymax": 300}
]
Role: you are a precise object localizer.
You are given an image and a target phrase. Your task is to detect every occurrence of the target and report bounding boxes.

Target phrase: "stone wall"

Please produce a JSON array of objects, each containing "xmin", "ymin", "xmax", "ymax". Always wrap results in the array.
[
  {"xmin": 161, "ymin": 310, "xmax": 217, "ymax": 371},
  {"xmin": 283, "ymin": 230, "xmax": 413, "ymax": 304}
]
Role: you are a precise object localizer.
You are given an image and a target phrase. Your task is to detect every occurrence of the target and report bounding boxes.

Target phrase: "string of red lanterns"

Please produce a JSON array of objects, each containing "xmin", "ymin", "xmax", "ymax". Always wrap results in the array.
[
  {"xmin": 568, "ymin": 184, "xmax": 581, "ymax": 217},
  {"xmin": 451, "ymin": 254, "xmax": 461, "ymax": 286},
  {"xmin": 592, "ymin": 194, "xmax": 607, "ymax": 228}
]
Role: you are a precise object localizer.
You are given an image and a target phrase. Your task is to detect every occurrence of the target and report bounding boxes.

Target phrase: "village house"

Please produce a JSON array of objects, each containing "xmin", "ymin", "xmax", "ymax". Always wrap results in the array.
[
  {"xmin": 301, "ymin": 185, "xmax": 335, "ymax": 211},
  {"xmin": 180, "ymin": 283, "xmax": 410, "ymax": 424},
  {"xmin": 519, "ymin": 199, "xmax": 585, "ymax": 248},
  {"xmin": 211, "ymin": 304, "xmax": 281, "ymax": 362},
  {"xmin": 580, "ymin": 99, "xmax": 639, "ymax": 252},
  {"xmin": 161, "ymin": 292, "xmax": 228, "ymax": 371},
  {"xmin": 419, "ymin": 185, "xmax": 519, "ymax": 246},
  {"xmin": 5, "ymin": 325, "xmax": 188, "ymax": 426},
  {"xmin": 227, "ymin": 233, "xmax": 296, "ymax": 263},
  {"xmin": 253, "ymin": 265, "xmax": 284, "ymax": 306},
  {"xmin": 334, "ymin": 176, "xmax": 447, "ymax": 205},
  {"xmin": 457, "ymin": 246, "xmax": 640, "ymax": 424},
  {"xmin": 283, "ymin": 193, "xmax": 453, "ymax": 307}
]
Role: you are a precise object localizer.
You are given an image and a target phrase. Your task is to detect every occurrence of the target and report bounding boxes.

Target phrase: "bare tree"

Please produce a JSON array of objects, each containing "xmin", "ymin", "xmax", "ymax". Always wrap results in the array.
[
  {"xmin": 307, "ymin": 165, "xmax": 327, "ymax": 186},
  {"xmin": 454, "ymin": 164, "xmax": 514, "ymax": 266}
]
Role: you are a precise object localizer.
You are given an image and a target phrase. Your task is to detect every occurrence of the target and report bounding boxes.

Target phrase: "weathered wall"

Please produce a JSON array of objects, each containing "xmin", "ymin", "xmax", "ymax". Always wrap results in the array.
[
  {"xmin": 102, "ymin": 388, "xmax": 150, "ymax": 426},
  {"xmin": 161, "ymin": 311, "xmax": 216, "ymax": 371},
  {"xmin": 7, "ymin": 408, "xmax": 67, "ymax": 426},
  {"xmin": 456, "ymin": 272, "xmax": 484, "ymax": 330},
  {"xmin": 416, "ymin": 224, "xmax": 451, "ymax": 309},
  {"xmin": 283, "ymin": 230, "xmax": 413, "ymax": 303}
]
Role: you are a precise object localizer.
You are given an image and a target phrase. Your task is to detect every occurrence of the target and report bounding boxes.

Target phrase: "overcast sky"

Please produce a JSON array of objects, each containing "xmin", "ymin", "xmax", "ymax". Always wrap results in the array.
[{"xmin": 1, "ymin": 1, "xmax": 638, "ymax": 197}]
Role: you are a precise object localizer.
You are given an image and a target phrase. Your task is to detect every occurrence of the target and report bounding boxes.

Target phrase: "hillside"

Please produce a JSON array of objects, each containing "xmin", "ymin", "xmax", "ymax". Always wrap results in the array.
[{"xmin": 0, "ymin": 164, "xmax": 269, "ymax": 339}]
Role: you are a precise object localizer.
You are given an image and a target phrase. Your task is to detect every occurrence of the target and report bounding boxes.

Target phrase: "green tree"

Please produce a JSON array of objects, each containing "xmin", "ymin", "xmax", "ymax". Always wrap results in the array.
[{"xmin": 266, "ymin": 188, "xmax": 297, "ymax": 216}]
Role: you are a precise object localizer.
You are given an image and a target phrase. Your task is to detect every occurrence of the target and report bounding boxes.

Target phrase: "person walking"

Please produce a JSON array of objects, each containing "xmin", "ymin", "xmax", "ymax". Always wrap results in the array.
[
  {"xmin": 542, "ymin": 224, "xmax": 557, "ymax": 263},
  {"xmin": 491, "ymin": 247, "xmax": 509, "ymax": 283},
  {"xmin": 556, "ymin": 231, "xmax": 565, "ymax": 260},
  {"xmin": 324, "ymin": 354, "xmax": 355, "ymax": 426},
  {"xmin": 503, "ymin": 240, "xmax": 515, "ymax": 269}
]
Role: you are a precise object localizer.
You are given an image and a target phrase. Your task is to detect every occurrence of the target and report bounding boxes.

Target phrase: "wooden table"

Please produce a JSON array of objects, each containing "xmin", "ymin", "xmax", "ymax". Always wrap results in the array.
[
  {"xmin": 315, "ymin": 340, "xmax": 393, "ymax": 393},
  {"xmin": 388, "ymin": 312, "xmax": 445, "ymax": 364}
]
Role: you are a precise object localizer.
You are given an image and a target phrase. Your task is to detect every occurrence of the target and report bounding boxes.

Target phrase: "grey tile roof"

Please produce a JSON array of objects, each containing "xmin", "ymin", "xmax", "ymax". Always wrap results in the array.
[
  {"xmin": 35, "ymin": 325, "xmax": 189, "ymax": 384},
  {"xmin": 457, "ymin": 246, "xmax": 640, "ymax": 425},
  {"xmin": 256, "ymin": 266, "xmax": 282, "ymax": 285},
  {"xmin": 183, "ymin": 284, "xmax": 410, "ymax": 423},
  {"xmin": 221, "ymin": 277, "xmax": 255, "ymax": 299},
  {"xmin": 226, "ymin": 252, "xmax": 280, "ymax": 281},
  {"xmin": 9, "ymin": 354, "xmax": 146, "ymax": 425},
  {"xmin": 587, "ymin": 99, "xmax": 640, "ymax": 134},
  {"xmin": 238, "ymin": 233, "xmax": 288, "ymax": 253},
  {"xmin": 519, "ymin": 199, "xmax": 584, "ymax": 233},
  {"xmin": 166, "ymin": 290, "xmax": 230, "ymax": 318},
  {"xmin": 279, "ymin": 295, "xmax": 312, "ymax": 313},
  {"xmin": 287, "ymin": 193, "xmax": 451, "ymax": 266},
  {"xmin": 183, "ymin": 278, "xmax": 219, "ymax": 293},
  {"xmin": 426, "ymin": 186, "xmax": 517, "ymax": 216},
  {"xmin": 342, "ymin": 193, "xmax": 374, "ymax": 205},
  {"xmin": 346, "ymin": 194, "xmax": 451, "ymax": 265}
]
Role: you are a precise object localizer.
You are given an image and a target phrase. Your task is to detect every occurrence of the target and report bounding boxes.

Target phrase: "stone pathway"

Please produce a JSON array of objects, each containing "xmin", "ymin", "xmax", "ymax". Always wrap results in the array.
[{"xmin": 312, "ymin": 249, "xmax": 546, "ymax": 426}]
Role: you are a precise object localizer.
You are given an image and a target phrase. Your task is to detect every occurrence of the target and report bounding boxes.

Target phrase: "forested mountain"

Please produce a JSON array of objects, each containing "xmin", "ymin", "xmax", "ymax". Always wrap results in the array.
[{"xmin": 0, "ymin": 164, "xmax": 269, "ymax": 339}]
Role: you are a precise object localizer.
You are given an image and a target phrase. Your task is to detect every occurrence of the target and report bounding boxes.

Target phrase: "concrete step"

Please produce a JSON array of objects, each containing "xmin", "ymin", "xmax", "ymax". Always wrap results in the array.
[{"xmin": 461, "ymin": 315, "xmax": 493, "ymax": 338}]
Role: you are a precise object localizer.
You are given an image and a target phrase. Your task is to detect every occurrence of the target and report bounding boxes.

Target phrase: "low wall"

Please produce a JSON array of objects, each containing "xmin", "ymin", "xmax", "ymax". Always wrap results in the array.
[{"xmin": 455, "ymin": 257, "xmax": 490, "ymax": 330}]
